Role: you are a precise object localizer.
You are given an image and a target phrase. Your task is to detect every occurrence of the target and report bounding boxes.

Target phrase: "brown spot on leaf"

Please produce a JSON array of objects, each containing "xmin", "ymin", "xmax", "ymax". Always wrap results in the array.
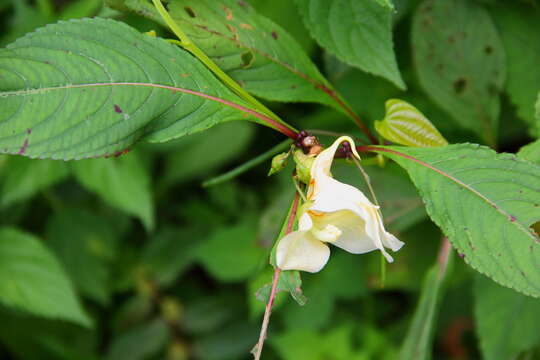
[
  {"xmin": 240, "ymin": 23, "xmax": 253, "ymax": 30},
  {"xmin": 453, "ymin": 78, "xmax": 467, "ymax": 94},
  {"xmin": 184, "ymin": 6, "xmax": 196, "ymax": 18},
  {"xmin": 180, "ymin": 73, "xmax": 189, "ymax": 77},
  {"xmin": 448, "ymin": 35, "xmax": 455, "ymax": 43},
  {"xmin": 238, "ymin": 0, "xmax": 247, "ymax": 7},
  {"xmin": 223, "ymin": 6, "xmax": 233, "ymax": 20},
  {"xmin": 509, "ymin": 215, "xmax": 517, "ymax": 222},
  {"xmin": 532, "ymin": 221, "xmax": 540, "ymax": 237},
  {"xmin": 271, "ymin": 31, "xmax": 278, "ymax": 39},
  {"xmin": 114, "ymin": 104, "xmax": 123, "ymax": 113}
]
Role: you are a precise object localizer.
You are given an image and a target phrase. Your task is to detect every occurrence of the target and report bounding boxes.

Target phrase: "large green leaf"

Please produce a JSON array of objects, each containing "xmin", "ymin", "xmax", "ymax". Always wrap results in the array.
[
  {"xmin": 474, "ymin": 275, "xmax": 540, "ymax": 360},
  {"xmin": 72, "ymin": 151, "xmax": 154, "ymax": 230},
  {"xmin": 0, "ymin": 227, "xmax": 91, "ymax": 326},
  {"xmin": 369, "ymin": 144, "xmax": 540, "ymax": 297},
  {"xmin": 0, "ymin": 18, "xmax": 257, "ymax": 160},
  {"xmin": 490, "ymin": 4, "xmax": 540, "ymax": 137},
  {"xmin": 120, "ymin": 0, "xmax": 340, "ymax": 109},
  {"xmin": 295, "ymin": 0, "xmax": 405, "ymax": 89},
  {"xmin": 412, "ymin": 0, "xmax": 505, "ymax": 146}
]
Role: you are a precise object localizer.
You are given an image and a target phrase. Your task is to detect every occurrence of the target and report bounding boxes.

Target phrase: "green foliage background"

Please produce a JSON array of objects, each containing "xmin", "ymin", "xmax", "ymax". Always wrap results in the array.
[{"xmin": 0, "ymin": 0, "xmax": 539, "ymax": 359}]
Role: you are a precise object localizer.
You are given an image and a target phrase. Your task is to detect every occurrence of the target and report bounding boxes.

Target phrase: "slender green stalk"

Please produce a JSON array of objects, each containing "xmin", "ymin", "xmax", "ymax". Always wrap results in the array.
[
  {"xmin": 254, "ymin": 192, "xmax": 301, "ymax": 360},
  {"xmin": 151, "ymin": 0, "xmax": 297, "ymax": 135},
  {"xmin": 351, "ymin": 155, "xmax": 386, "ymax": 286},
  {"xmin": 202, "ymin": 140, "xmax": 291, "ymax": 187}
]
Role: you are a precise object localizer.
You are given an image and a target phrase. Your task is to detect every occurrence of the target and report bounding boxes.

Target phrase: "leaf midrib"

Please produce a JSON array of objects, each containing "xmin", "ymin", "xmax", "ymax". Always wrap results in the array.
[{"xmin": 365, "ymin": 146, "xmax": 539, "ymax": 243}]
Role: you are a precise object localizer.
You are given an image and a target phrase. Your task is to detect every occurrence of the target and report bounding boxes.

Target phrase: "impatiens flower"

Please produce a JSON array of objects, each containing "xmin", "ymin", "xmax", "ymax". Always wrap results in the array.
[{"xmin": 276, "ymin": 136, "xmax": 404, "ymax": 273}]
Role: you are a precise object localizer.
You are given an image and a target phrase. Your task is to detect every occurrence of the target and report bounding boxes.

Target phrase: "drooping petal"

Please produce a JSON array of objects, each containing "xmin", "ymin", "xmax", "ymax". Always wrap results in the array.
[
  {"xmin": 276, "ymin": 230, "xmax": 330, "ymax": 273},
  {"xmin": 308, "ymin": 178, "xmax": 403, "ymax": 262}
]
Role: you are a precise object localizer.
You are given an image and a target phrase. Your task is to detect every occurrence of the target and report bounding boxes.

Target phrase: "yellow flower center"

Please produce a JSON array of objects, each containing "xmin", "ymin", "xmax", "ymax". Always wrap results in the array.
[{"xmin": 311, "ymin": 224, "xmax": 342, "ymax": 243}]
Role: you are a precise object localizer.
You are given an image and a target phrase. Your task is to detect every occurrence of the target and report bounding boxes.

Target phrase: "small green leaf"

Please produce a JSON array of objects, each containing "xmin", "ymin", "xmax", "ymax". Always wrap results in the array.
[
  {"xmin": 256, "ymin": 270, "xmax": 308, "ymax": 306},
  {"xmin": 475, "ymin": 275, "xmax": 540, "ymax": 360},
  {"xmin": 72, "ymin": 152, "xmax": 154, "ymax": 230},
  {"xmin": 375, "ymin": 99, "xmax": 448, "ymax": 147},
  {"xmin": 1, "ymin": 157, "xmax": 69, "ymax": 207},
  {"xmin": 295, "ymin": 0, "xmax": 405, "ymax": 89},
  {"xmin": 412, "ymin": 0, "xmax": 505, "ymax": 145},
  {"xmin": 0, "ymin": 18, "xmax": 257, "ymax": 160},
  {"xmin": 372, "ymin": 144, "xmax": 540, "ymax": 298},
  {"xmin": 0, "ymin": 227, "xmax": 91, "ymax": 326}
]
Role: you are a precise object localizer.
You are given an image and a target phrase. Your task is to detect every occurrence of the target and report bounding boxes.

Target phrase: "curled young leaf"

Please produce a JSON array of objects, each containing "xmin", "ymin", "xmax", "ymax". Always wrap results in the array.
[{"xmin": 375, "ymin": 99, "xmax": 448, "ymax": 147}]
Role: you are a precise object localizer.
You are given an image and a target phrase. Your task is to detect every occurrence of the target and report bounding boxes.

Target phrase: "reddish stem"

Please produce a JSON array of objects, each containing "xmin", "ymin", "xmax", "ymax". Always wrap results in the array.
[{"xmin": 254, "ymin": 192, "xmax": 300, "ymax": 360}]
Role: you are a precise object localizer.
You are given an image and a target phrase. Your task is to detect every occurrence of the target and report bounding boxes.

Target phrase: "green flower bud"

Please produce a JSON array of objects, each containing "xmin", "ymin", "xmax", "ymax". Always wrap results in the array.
[
  {"xmin": 268, "ymin": 152, "xmax": 290, "ymax": 176},
  {"xmin": 293, "ymin": 149, "xmax": 315, "ymax": 184}
]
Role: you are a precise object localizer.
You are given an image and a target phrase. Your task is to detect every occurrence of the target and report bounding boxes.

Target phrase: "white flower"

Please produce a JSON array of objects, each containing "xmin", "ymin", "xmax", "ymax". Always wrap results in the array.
[{"xmin": 276, "ymin": 136, "xmax": 404, "ymax": 273}]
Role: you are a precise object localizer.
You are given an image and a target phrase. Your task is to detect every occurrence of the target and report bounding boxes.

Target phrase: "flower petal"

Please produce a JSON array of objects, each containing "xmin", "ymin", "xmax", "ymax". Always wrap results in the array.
[
  {"xmin": 276, "ymin": 230, "xmax": 330, "ymax": 273},
  {"xmin": 308, "ymin": 136, "xmax": 361, "ymax": 200},
  {"xmin": 309, "ymin": 209, "xmax": 379, "ymax": 254}
]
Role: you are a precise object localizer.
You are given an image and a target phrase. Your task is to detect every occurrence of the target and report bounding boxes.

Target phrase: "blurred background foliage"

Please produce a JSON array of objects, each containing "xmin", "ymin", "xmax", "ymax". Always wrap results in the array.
[{"xmin": 0, "ymin": 0, "xmax": 539, "ymax": 359}]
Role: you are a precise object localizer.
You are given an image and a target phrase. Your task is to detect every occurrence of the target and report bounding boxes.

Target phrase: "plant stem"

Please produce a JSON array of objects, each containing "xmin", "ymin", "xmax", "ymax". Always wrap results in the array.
[
  {"xmin": 151, "ymin": 0, "xmax": 297, "ymax": 136},
  {"xmin": 254, "ymin": 267, "xmax": 281, "ymax": 360},
  {"xmin": 202, "ymin": 140, "xmax": 291, "ymax": 187},
  {"xmin": 254, "ymin": 192, "xmax": 300, "ymax": 360}
]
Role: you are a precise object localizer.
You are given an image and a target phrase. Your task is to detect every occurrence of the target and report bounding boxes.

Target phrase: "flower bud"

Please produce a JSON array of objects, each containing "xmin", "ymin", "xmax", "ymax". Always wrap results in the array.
[
  {"xmin": 268, "ymin": 152, "xmax": 290, "ymax": 176},
  {"xmin": 293, "ymin": 149, "xmax": 315, "ymax": 184}
]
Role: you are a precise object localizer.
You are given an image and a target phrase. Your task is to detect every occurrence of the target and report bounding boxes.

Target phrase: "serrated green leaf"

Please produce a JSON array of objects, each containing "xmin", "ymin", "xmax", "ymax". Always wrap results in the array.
[
  {"xmin": 72, "ymin": 152, "xmax": 154, "ymax": 230},
  {"xmin": 46, "ymin": 209, "xmax": 117, "ymax": 305},
  {"xmin": 122, "ymin": 0, "xmax": 341, "ymax": 109},
  {"xmin": 518, "ymin": 139, "xmax": 540, "ymax": 164},
  {"xmin": 295, "ymin": 0, "xmax": 405, "ymax": 89},
  {"xmin": 490, "ymin": 4, "xmax": 540, "ymax": 137},
  {"xmin": 0, "ymin": 157, "xmax": 69, "ymax": 207},
  {"xmin": 0, "ymin": 227, "xmax": 91, "ymax": 326},
  {"xmin": 371, "ymin": 144, "xmax": 540, "ymax": 298},
  {"xmin": 375, "ymin": 99, "xmax": 448, "ymax": 147},
  {"xmin": 474, "ymin": 275, "xmax": 540, "ymax": 360},
  {"xmin": 412, "ymin": 0, "xmax": 505, "ymax": 146},
  {"xmin": 399, "ymin": 240, "xmax": 453, "ymax": 360},
  {"xmin": 0, "ymin": 18, "xmax": 258, "ymax": 160}
]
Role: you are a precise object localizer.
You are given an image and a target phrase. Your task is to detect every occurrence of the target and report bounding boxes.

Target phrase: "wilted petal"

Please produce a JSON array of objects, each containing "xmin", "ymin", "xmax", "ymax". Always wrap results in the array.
[{"xmin": 276, "ymin": 230, "xmax": 330, "ymax": 273}]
